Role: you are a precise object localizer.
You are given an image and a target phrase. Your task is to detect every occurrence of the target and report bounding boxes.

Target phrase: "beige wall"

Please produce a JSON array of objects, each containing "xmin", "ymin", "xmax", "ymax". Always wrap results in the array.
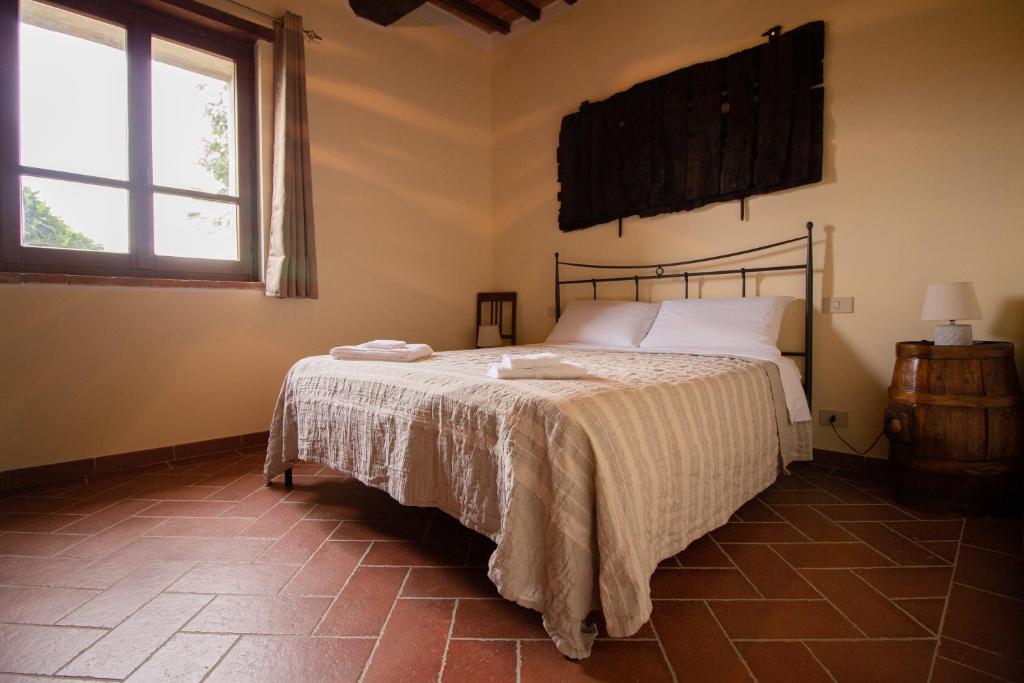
[
  {"xmin": 0, "ymin": 1, "xmax": 493, "ymax": 470},
  {"xmin": 492, "ymin": 0, "xmax": 1024, "ymax": 458},
  {"xmin": 3, "ymin": 0, "xmax": 1022, "ymax": 472}
]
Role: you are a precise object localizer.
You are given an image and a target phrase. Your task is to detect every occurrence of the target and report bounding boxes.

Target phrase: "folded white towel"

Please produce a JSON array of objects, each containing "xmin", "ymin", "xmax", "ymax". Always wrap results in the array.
[
  {"xmin": 331, "ymin": 343, "xmax": 433, "ymax": 362},
  {"xmin": 358, "ymin": 340, "xmax": 407, "ymax": 349},
  {"xmin": 500, "ymin": 352, "xmax": 562, "ymax": 370},
  {"xmin": 487, "ymin": 360, "xmax": 587, "ymax": 380}
]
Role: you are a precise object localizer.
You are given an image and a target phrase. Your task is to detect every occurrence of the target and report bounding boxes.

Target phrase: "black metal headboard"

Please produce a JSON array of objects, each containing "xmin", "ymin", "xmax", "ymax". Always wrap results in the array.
[{"xmin": 554, "ymin": 221, "xmax": 814, "ymax": 403}]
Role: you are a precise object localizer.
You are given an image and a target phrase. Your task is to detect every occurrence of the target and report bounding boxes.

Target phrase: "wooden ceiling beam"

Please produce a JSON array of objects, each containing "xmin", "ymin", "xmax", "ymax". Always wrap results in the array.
[
  {"xmin": 348, "ymin": 0, "xmax": 426, "ymax": 26},
  {"xmin": 432, "ymin": 0, "xmax": 511, "ymax": 34},
  {"xmin": 496, "ymin": 0, "xmax": 541, "ymax": 21}
]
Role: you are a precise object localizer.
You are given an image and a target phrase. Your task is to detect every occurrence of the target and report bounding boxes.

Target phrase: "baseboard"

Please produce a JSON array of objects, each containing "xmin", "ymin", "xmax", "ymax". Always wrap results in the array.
[
  {"xmin": 0, "ymin": 431, "xmax": 270, "ymax": 493},
  {"xmin": 0, "ymin": 440, "xmax": 887, "ymax": 495},
  {"xmin": 812, "ymin": 448, "xmax": 892, "ymax": 476}
]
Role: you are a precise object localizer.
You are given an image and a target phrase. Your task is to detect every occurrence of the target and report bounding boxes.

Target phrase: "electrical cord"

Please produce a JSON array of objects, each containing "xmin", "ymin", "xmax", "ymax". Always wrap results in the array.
[{"xmin": 828, "ymin": 414, "xmax": 885, "ymax": 455}]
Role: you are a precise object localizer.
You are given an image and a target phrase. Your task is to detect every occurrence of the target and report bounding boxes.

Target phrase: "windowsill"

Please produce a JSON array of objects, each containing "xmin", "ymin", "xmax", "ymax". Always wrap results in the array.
[{"xmin": 0, "ymin": 271, "xmax": 264, "ymax": 290}]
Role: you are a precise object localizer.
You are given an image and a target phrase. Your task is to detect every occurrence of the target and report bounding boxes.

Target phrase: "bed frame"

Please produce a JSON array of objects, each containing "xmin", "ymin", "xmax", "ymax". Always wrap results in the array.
[
  {"xmin": 274, "ymin": 221, "xmax": 814, "ymax": 491},
  {"xmin": 554, "ymin": 221, "xmax": 814, "ymax": 403}
]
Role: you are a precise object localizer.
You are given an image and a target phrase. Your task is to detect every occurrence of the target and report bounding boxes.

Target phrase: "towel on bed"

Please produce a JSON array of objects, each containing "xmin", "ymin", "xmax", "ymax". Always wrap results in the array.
[
  {"xmin": 487, "ymin": 360, "xmax": 587, "ymax": 379},
  {"xmin": 331, "ymin": 343, "xmax": 433, "ymax": 362},
  {"xmin": 500, "ymin": 352, "xmax": 562, "ymax": 370},
  {"xmin": 359, "ymin": 340, "xmax": 408, "ymax": 350}
]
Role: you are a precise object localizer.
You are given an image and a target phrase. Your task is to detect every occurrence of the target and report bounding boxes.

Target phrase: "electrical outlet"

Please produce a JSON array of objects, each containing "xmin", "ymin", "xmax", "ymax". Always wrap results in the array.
[
  {"xmin": 819, "ymin": 410, "xmax": 849, "ymax": 428},
  {"xmin": 824, "ymin": 297, "xmax": 854, "ymax": 314}
]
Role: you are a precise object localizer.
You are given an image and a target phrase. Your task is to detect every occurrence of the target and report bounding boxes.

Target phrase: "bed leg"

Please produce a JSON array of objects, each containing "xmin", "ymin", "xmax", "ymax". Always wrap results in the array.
[{"xmin": 284, "ymin": 467, "xmax": 293, "ymax": 489}]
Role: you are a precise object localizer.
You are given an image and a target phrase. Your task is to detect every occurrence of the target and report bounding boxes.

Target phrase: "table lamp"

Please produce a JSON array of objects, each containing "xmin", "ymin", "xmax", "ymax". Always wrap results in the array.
[{"xmin": 920, "ymin": 282, "xmax": 982, "ymax": 346}]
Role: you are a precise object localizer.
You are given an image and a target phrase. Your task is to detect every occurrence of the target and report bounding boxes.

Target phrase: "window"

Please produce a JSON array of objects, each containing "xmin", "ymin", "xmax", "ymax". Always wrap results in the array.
[{"xmin": 0, "ymin": 0, "xmax": 259, "ymax": 280}]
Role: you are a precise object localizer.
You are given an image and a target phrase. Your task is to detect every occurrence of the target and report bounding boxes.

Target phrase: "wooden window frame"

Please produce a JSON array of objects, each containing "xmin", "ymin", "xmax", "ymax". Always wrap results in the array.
[{"xmin": 0, "ymin": 0, "xmax": 261, "ymax": 282}]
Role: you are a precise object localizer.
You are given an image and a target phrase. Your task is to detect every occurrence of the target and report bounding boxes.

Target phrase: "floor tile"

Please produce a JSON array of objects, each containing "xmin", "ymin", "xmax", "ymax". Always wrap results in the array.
[
  {"xmin": 652, "ymin": 601, "xmax": 749, "ymax": 682},
  {"xmin": 735, "ymin": 641, "xmax": 831, "ymax": 683},
  {"xmin": 894, "ymin": 597, "xmax": 946, "ymax": 632},
  {"xmin": 649, "ymin": 567, "xmax": 759, "ymax": 599},
  {"xmin": 733, "ymin": 498, "xmax": 782, "ymax": 522},
  {"xmin": 954, "ymin": 544, "xmax": 1024, "ymax": 599},
  {"xmin": 720, "ymin": 544, "xmax": 818, "ymax": 598},
  {"xmin": 0, "ymin": 532, "xmax": 84, "ymax": 557},
  {"xmin": 452, "ymin": 598, "xmax": 547, "ymax": 638},
  {"xmin": 402, "ymin": 567, "xmax": 499, "ymax": 598},
  {"xmin": 0, "ymin": 556, "xmax": 92, "ymax": 586},
  {"xmin": 672, "ymin": 534, "xmax": 732, "ymax": 567},
  {"xmin": 116, "ymin": 536, "xmax": 272, "ymax": 563},
  {"xmin": 169, "ymin": 562, "xmax": 299, "ymax": 595},
  {"xmin": 204, "ymin": 475, "xmax": 267, "ymax": 502},
  {"xmin": 56, "ymin": 516, "xmax": 166, "ymax": 560},
  {"xmin": 0, "ymin": 586, "xmax": 98, "ymax": 624},
  {"xmin": 255, "ymin": 519, "xmax": 337, "ymax": 564},
  {"xmin": 931, "ymin": 656, "xmax": 1002, "ymax": 683},
  {"xmin": 942, "ymin": 584, "xmax": 1024, "ymax": 660},
  {"xmin": 0, "ymin": 514, "xmax": 85, "ymax": 533},
  {"xmin": 237, "ymin": 502, "xmax": 312, "ymax": 538},
  {"xmin": 59, "ymin": 592, "xmax": 211, "ymax": 679},
  {"xmin": 124, "ymin": 633, "xmax": 237, "ymax": 683},
  {"xmin": 808, "ymin": 640, "xmax": 936, "ymax": 683},
  {"xmin": 711, "ymin": 522, "xmax": 808, "ymax": 543},
  {"xmin": 709, "ymin": 600, "xmax": 861, "ymax": 639},
  {"xmin": 770, "ymin": 504, "xmax": 857, "ymax": 541},
  {"xmin": 442, "ymin": 639, "xmax": 517, "ymax": 682},
  {"xmin": 205, "ymin": 635, "xmax": 373, "ymax": 683},
  {"xmin": 57, "ymin": 499, "xmax": 154, "ymax": 535},
  {"xmin": 841, "ymin": 521, "xmax": 948, "ymax": 566},
  {"xmin": 145, "ymin": 517, "xmax": 252, "ymax": 538},
  {"xmin": 854, "ymin": 566, "xmax": 953, "ymax": 598},
  {"xmin": 771, "ymin": 542, "xmax": 894, "ymax": 568},
  {"xmin": 962, "ymin": 518, "xmax": 1022, "ymax": 555},
  {"xmin": 521, "ymin": 640, "xmax": 675, "ymax": 682},
  {"xmin": 800, "ymin": 569, "xmax": 930, "ymax": 637},
  {"xmin": 363, "ymin": 598, "xmax": 454, "ymax": 683},
  {"xmin": 331, "ymin": 518, "xmax": 430, "ymax": 541},
  {"xmin": 282, "ymin": 540, "xmax": 368, "ymax": 596},
  {"xmin": 184, "ymin": 595, "xmax": 332, "ymax": 635},
  {"xmin": 886, "ymin": 520, "xmax": 964, "ymax": 542},
  {"xmin": 938, "ymin": 637, "xmax": 1024, "ymax": 682},
  {"xmin": 59, "ymin": 561, "xmax": 193, "ymax": 628},
  {"xmin": 222, "ymin": 488, "xmax": 292, "ymax": 518},
  {"xmin": 316, "ymin": 566, "xmax": 407, "ymax": 636},
  {"xmin": 814, "ymin": 504, "xmax": 914, "ymax": 522},
  {"xmin": 362, "ymin": 540, "xmax": 469, "ymax": 566},
  {"xmin": 0, "ymin": 623, "xmax": 105, "ymax": 675},
  {"xmin": 138, "ymin": 501, "xmax": 236, "ymax": 517},
  {"xmin": 759, "ymin": 488, "xmax": 843, "ymax": 505}
]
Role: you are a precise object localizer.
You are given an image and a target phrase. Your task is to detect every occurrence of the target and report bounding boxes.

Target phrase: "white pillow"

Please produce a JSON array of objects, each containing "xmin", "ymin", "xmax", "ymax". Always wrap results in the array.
[
  {"xmin": 639, "ymin": 296, "xmax": 793, "ymax": 355},
  {"xmin": 546, "ymin": 300, "xmax": 661, "ymax": 347}
]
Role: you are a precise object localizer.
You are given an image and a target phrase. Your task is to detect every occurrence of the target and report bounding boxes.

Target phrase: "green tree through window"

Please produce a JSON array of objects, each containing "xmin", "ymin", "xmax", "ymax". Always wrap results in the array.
[{"xmin": 21, "ymin": 185, "xmax": 104, "ymax": 251}]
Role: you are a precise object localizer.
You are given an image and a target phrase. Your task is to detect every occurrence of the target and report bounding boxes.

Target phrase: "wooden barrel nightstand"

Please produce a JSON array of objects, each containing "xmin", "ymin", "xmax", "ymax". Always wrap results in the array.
[{"xmin": 885, "ymin": 341, "xmax": 1023, "ymax": 515}]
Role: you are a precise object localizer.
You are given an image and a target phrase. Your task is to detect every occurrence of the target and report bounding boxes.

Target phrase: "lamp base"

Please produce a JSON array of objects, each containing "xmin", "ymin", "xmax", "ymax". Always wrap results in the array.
[{"xmin": 934, "ymin": 323, "xmax": 973, "ymax": 346}]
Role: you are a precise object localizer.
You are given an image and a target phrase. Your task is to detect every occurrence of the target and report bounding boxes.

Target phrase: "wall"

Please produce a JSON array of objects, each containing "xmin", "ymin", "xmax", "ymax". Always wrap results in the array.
[
  {"xmin": 491, "ymin": 0, "xmax": 1024, "ymax": 458},
  {"xmin": 0, "ymin": 0, "xmax": 493, "ymax": 470}
]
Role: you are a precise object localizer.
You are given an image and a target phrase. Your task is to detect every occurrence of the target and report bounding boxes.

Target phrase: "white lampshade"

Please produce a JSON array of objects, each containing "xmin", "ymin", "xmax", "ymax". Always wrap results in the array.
[
  {"xmin": 920, "ymin": 282, "xmax": 982, "ymax": 322},
  {"xmin": 477, "ymin": 325, "xmax": 503, "ymax": 348}
]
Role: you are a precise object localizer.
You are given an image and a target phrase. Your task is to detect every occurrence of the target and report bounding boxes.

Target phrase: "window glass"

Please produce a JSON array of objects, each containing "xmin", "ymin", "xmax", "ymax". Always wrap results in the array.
[
  {"xmin": 21, "ymin": 176, "xmax": 129, "ymax": 253},
  {"xmin": 19, "ymin": 0, "xmax": 128, "ymax": 180},
  {"xmin": 152, "ymin": 37, "xmax": 238, "ymax": 196},
  {"xmin": 153, "ymin": 193, "xmax": 239, "ymax": 260}
]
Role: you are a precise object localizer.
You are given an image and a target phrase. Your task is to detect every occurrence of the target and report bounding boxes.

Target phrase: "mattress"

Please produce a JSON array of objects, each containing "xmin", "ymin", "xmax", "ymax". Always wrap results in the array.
[{"xmin": 264, "ymin": 345, "xmax": 812, "ymax": 658}]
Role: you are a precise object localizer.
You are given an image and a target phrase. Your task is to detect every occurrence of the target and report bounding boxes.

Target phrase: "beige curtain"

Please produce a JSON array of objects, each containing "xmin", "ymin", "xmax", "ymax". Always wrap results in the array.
[{"xmin": 265, "ymin": 12, "xmax": 318, "ymax": 298}]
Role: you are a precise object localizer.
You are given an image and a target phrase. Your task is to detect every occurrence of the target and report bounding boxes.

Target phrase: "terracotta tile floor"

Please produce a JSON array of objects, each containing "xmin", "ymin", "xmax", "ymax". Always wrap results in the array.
[{"xmin": 1, "ymin": 451, "xmax": 1021, "ymax": 682}]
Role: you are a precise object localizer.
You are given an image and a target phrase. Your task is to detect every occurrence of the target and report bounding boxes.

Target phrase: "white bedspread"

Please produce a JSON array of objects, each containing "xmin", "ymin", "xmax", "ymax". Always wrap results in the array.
[{"xmin": 264, "ymin": 346, "xmax": 811, "ymax": 658}]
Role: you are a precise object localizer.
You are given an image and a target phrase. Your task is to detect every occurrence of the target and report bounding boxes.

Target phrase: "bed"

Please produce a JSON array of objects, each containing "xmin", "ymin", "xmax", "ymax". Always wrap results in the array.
[{"xmin": 264, "ymin": 223, "xmax": 816, "ymax": 659}]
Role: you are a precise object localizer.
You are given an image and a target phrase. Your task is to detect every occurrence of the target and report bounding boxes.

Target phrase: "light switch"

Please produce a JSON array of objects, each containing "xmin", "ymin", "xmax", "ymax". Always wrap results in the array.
[{"xmin": 824, "ymin": 297, "xmax": 854, "ymax": 314}]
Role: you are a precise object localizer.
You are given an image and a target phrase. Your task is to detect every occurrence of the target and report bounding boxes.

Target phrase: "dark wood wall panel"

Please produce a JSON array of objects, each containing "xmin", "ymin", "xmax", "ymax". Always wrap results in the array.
[{"xmin": 557, "ymin": 21, "xmax": 825, "ymax": 232}]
